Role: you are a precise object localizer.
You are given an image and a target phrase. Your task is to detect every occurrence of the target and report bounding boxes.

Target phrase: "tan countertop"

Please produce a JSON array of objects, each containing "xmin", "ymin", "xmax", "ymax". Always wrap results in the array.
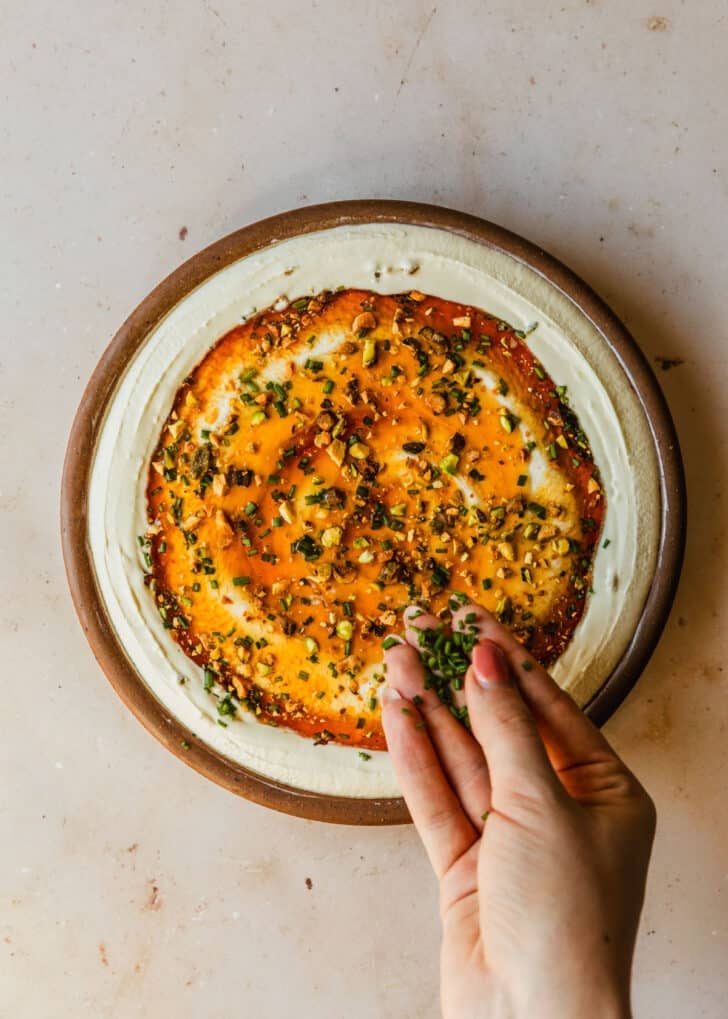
[{"xmin": 2, "ymin": 2, "xmax": 726, "ymax": 1016}]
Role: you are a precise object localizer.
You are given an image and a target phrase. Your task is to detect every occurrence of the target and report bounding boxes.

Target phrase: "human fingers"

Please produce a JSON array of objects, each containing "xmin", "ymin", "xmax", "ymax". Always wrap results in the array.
[
  {"xmin": 403, "ymin": 605, "xmax": 468, "ymax": 707},
  {"xmin": 464, "ymin": 640, "xmax": 564, "ymax": 806},
  {"xmin": 381, "ymin": 677, "xmax": 477, "ymax": 877},
  {"xmin": 451, "ymin": 599, "xmax": 615, "ymax": 772},
  {"xmin": 402, "ymin": 604, "xmax": 442, "ymax": 648},
  {"xmin": 385, "ymin": 639, "xmax": 492, "ymax": 829}
]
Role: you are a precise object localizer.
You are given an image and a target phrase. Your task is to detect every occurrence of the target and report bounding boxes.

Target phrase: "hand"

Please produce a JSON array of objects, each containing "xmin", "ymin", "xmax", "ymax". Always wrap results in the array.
[{"xmin": 381, "ymin": 598, "xmax": 656, "ymax": 1019}]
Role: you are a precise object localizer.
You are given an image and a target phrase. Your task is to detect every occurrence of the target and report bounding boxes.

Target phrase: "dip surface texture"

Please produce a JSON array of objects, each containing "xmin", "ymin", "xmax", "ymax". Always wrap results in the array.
[{"xmin": 145, "ymin": 288, "xmax": 604, "ymax": 750}]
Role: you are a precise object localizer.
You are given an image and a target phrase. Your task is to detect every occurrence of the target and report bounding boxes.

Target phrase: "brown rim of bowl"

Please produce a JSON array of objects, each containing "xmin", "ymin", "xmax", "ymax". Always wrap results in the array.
[{"xmin": 61, "ymin": 199, "xmax": 686, "ymax": 825}]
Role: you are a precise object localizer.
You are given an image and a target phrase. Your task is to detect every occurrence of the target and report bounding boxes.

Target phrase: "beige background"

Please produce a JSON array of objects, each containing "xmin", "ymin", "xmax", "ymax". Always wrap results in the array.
[{"xmin": 2, "ymin": 2, "xmax": 726, "ymax": 1017}]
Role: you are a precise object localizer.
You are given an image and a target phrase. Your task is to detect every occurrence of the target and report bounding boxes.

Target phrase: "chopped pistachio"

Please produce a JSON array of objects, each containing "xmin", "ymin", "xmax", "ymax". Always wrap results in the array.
[
  {"xmin": 327, "ymin": 438, "xmax": 346, "ymax": 466},
  {"xmin": 495, "ymin": 596, "xmax": 512, "ymax": 622},
  {"xmin": 362, "ymin": 337, "xmax": 377, "ymax": 367},
  {"xmin": 349, "ymin": 441, "xmax": 370, "ymax": 460},
  {"xmin": 278, "ymin": 500, "xmax": 295, "ymax": 524},
  {"xmin": 336, "ymin": 619, "xmax": 354, "ymax": 640},
  {"xmin": 497, "ymin": 541, "xmax": 515, "ymax": 561},
  {"xmin": 321, "ymin": 526, "xmax": 343, "ymax": 548},
  {"xmin": 352, "ymin": 311, "xmax": 377, "ymax": 333}
]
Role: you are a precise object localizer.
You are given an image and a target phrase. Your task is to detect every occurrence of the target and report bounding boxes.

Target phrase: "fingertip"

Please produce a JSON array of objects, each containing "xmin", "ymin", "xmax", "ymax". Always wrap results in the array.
[
  {"xmin": 451, "ymin": 598, "xmax": 495, "ymax": 632},
  {"xmin": 381, "ymin": 634, "xmax": 405, "ymax": 653},
  {"xmin": 384, "ymin": 640, "xmax": 419, "ymax": 667},
  {"xmin": 404, "ymin": 604, "xmax": 427, "ymax": 622},
  {"xmin": 383, "ymin": 641, "xmax": 426, "ymax": 700},
  {"xmin": 403, "ymin": 608, "xmax": 441, "ymax": 651}
]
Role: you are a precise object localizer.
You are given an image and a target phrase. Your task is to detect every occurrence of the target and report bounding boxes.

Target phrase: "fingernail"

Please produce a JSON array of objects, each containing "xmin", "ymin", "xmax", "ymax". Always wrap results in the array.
[
  {"xmin": 472, "ymin": 641, "xmax": 511, "ymax": 689},
  {"xmin": 382, "ymin": 686, "xmax": 402, "ymax": 703},
  {"xmin": 404, "ymin": 604, "xmax": 426, "ymax": 621}
]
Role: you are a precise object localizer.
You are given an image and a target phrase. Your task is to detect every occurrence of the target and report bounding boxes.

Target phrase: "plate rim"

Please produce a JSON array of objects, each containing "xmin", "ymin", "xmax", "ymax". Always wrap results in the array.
[{"xmin": 60, "ymin": 198, "xmax": 686, "ymax": 825}]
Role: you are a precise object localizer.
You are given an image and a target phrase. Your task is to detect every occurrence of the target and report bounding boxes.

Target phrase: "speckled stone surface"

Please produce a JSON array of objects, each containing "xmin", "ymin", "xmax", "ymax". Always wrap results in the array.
[{"xmin": 1, "ymin": 2, "xmax": 726, "ymax": 1017}]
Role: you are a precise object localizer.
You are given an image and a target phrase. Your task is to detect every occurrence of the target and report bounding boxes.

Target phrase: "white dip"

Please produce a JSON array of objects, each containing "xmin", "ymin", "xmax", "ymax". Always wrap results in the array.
[{"xmin": 88, "ymin": 223, "xmax": 658, "ymax": 798}]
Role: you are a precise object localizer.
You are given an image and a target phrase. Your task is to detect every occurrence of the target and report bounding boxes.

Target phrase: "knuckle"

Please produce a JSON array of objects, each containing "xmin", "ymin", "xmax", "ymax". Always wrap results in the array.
[
  {"xmin": 490, "ymin": 695, "xmax": 532, "ymax": 734},
  {"xmin": 455, "ymin": 757, "xmax": 490, "ymax": 799},
  {"xmin": 635, "ymin": 784, "xmax": 657, "ymax": 828},
  {"xmin": 421, "ymin": 698, "xmax": 451, "ymax": 720},
  {"xmin": 424, "ymin": 800, "xmax": 461, "ymax": 834},
  {"xmin": 610, "ymin": 767, "xmax": 644, "ymax": 800},
  {"xmin": 501, "ymin": 780, "xmax": 564, "ymax": 818},
  {"xmin": 601, "ymin": 763, "xmax": 655, "ymax": 820},
  {"xmin": 541, "ymin": 684, "xmax": 571, "ymax": 712}
]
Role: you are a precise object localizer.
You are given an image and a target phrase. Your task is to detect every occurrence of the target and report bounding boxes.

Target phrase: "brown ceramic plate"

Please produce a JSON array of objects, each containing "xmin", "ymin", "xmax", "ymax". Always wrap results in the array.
[{"xmin": 61, "ymin": 200, "xmax": 685, "ymax": 824}]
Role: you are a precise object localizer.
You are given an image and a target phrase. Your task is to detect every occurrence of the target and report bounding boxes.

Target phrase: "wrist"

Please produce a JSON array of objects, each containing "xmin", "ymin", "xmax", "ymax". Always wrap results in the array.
[
  {"xmin": 499, "ymin": 975, "xmax": 631, "ymax": 1019},
  {"xmin": 535, "ymin": 987, "xmax": 630, "ymax": 1019}
]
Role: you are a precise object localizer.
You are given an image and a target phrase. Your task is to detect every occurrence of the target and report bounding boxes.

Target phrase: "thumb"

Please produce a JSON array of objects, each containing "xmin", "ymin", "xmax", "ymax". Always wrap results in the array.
[{"xmin": 466, "ymin": 641, "xmax": 561, "ymax": 803}]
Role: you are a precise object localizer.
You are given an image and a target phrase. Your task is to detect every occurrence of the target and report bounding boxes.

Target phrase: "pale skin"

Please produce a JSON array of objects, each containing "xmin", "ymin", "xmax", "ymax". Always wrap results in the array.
[{"xmin": 381, "ymin": 598, "xmax": 656, "ymax": 1019}]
